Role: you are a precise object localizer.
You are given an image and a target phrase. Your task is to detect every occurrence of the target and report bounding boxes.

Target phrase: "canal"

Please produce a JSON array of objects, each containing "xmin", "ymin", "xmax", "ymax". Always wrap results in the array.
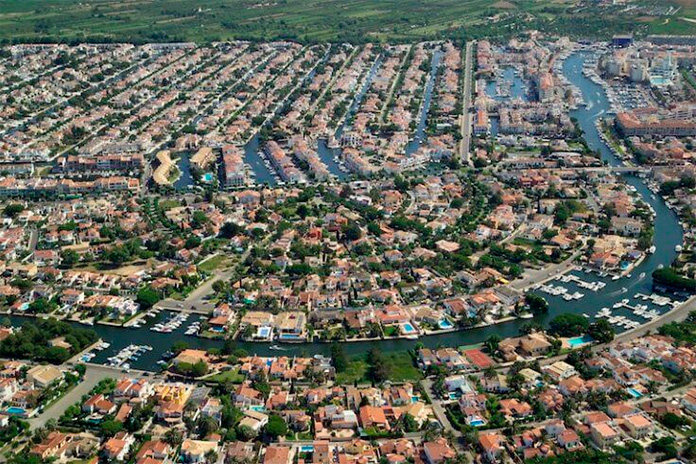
[{"xmin": 6, "ymin": 51, "xmax": 684, "ymax": 371}]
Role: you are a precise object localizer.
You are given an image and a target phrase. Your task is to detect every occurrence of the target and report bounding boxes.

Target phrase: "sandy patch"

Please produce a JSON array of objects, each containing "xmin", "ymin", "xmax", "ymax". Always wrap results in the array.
[{"xmin": 492, "ymin": 0, "xmax": 517, "ymax": 9}]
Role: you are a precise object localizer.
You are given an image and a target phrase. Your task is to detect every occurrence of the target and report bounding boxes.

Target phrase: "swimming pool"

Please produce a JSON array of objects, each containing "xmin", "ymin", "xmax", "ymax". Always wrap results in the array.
[
  {"xmin": 438, "ymin": 319, "xmax": 453, "ymax": 329},
  {"xmin": 468, "ymin": 418, "xmax": 486, "ymax": 427},
  {"xmin": 300, "ymin": 445, "xmax": 314, "ymax": 453},
  {"xmin": 627, "ymin": 388, "xmax": 643, "ymax": 398},
  {"xmin": 568, "ymin": 335, "xmax": 593, "ymax": 348},
  {"xmin": 5, "ymin": 407, "xmax": 26, "ymax": 415},
  {"xmin": 256, "ymin": 327, "xmax": 271, "ymax": 338},
  {"xmin": 202, "ymin": 172, "xmax": 214, "ymax": 183},
  {"xmin": 401, "ymin": 323, "xmax": 416, "ymax": 334},
  {"xmin": 249, "ymin": 405, "xmax": 266, "ymax": 412}
]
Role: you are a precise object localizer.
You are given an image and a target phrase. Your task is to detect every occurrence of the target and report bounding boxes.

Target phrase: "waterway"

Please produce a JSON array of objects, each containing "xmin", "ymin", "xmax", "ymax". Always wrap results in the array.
[
  {"xmin": 5, "ymin": 52, "xmax": 685, "ymax": 371},
  {"xmin": 405, "ymin": 49, "xmax": 442, "ymax": 155},
  {"xmin": 242, "ymin": 134, "xmax": 277, "ymax": 186}
]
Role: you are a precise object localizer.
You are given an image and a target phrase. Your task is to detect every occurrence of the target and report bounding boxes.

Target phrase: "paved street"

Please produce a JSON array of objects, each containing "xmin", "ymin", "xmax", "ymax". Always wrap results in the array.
[
  {"xmin": 459, "ymin": 41, "xmax": 474, "ymax": 166},
  {"xmin": 510, "ymin": 249, "xmax": 584, "ymax": 291},
  {"xmin": 28, "ymin": 365, "xmax": 126, "ymax": 430}
]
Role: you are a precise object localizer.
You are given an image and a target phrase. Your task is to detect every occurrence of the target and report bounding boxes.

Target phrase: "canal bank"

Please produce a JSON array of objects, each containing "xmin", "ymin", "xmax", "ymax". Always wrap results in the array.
[{"xmin": 3, "ymin": 51, "xmax": 685, "ymax": 371}]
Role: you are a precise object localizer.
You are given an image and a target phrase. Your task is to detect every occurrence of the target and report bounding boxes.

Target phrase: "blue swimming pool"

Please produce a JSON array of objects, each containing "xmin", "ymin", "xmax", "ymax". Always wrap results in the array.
[
  {"xmin": 627, "ymin": 388, "xmax": 643, "ymax": 398},
  {"xmin": 249, "ymin": 405, "xmax": 266, "ymax": 412},
  {"xmin": 469, "ymin": 418, "xmax": 486, "ymax": 427},
  {"xmin": 402, "ymin": 323, "xmax": 416, "ymax": 334},
  {"xmin": 202, "ymin": 172, "xmax": 214, "ymax": 183},
  {"xmin": 439, "ymin": 319, "xmax": 453, "ymax": 329},
  {"xmin": 568, "ymin": 335, "xmax": 593, "ymax": 348},
  {"xmin": 257, "ymin": 327, "xmax": 271, "ymax": 338},
  {"xmin": 300, "ymin": 445, "xmax": 314, "ymax": 453},
  {"xmin": 5, "ymin": 407, "xmax": 25, "ymax": 415}
]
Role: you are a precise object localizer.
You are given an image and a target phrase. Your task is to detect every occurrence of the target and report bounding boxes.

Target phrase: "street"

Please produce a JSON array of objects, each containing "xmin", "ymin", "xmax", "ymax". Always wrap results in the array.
[
  {"xmin": 27, "ymin": 364, "xmax": 148, "ymax": 430},
  {"xmin": 459, "ymin": 41, "xmax": 474, "ymax": 166}
]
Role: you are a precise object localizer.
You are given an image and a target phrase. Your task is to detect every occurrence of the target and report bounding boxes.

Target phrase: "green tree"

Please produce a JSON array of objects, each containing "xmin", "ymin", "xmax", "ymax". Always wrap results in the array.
[
  {"xmin": 136, "ymin": 286, "xmax": 160, "ymax": 310},
  {"xmin": 3, "ymin": 204, "xmax": 23, "ymax": 218},
  {"xmin": 60, "ymin": 249, "xmax": 79, "ymax": 268},
  {"xmin": 265, "ymin": 414, "xmax": 288, "ymax": 439},
  {"xmin": 331, "ymin": 342, "xmax": 348, "ymax": 373},
  {"xmin": 587, "ymin": 319, "xmax": 615, "ymax": 344},
  {"xmin": 549, "ymin": 313, "xmax": 589, "ymax": 337},
  {"xmin": 525, "ymin": 293, "xmax": 548, "ymax": 314}
]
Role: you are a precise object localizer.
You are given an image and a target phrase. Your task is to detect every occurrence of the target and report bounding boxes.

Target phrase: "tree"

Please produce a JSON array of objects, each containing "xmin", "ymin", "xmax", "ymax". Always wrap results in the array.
[
  {"xmin": 99, "ymin": 419, "xmax": 123, "ymax": 437},
  {"xmin": 236, "ymin": 424, "xmax": 257, "ymax": 441},
  {"xmin": 525, "ymin": 293, "xmax": 548, "ymax": 314},
  {"xmin": 400, "ymin": 413, "xmax": 419, "ymax": 432},
  {"xmin": 3, "ymin": 204, "xmax": 23, "ymax": 218},
  {"xmin": 136, "ymin": 286, "xmax": 160, "ymax": 310},
  {"xmin": 587, "ymin": 319, "xmax": 615, "ymax": 344},
  {"xmin": 367, "ymin": 348, "xmax": 390, "ymax": 384},
  {"xmin": 660, "ymin": 412, "xmax": 688, "ymax": 430},
  {"xmin": 485, "ymin": 334, "xmax": 501, "ymax": 353},
  {"xmin": 171, "ymin": 341, "xmax": 189, "ymax": 354},
  {"xmin": 60, "ymin": 249, "xmax": 79, "ymax": 268},
  {"xmin": 331, "ymin": 342, "xmax": 348, "ymax": 373},
  {"xmin": 265, "ymin": 414, "xmax": 288, "ymax": 439},
  {"xmin": 549, "ymin": 313, "xmax": 589, "ymax": 337},
  {"xmin": 164, "ymin": 428, "xmax": 183, "ymax": 446},
  {"xmin": 342, "ymin": 222, "xmax": 362, "ymax": 242}
]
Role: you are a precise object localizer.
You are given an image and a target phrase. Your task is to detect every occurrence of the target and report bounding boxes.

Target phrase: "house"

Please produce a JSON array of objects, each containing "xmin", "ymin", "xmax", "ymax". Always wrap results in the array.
[
  {"xmin": 544, "ymin": 361, "xmax": 577, "ymax": 381},
  {"xmin": 590, "ymin": 422, "xmax": 620, "ymax": 449},
  {"xmin": 263, "ymin": 446, "xmax": 292, "ymax": 464},
  {"xmin": 624, "ymin": 414, "xmax": 653, "ymax": 439},
  {"xmin": 359, "ymin": 405, "xmax": 390, "ymax": 431},
  {"xmin": 225, "ymin": 441, "xmax": 255, "ymax": 463},
  {"xmin": 102, "ymin": 432, "xmax": 135, "ymax": 461},
  {"xmin": 234, "ymin": 383, "xmax": 264, "ymax": 407},
  {"xmin": 557, "ymin": 429, "xmax": 582, "ymax": 451},
  {"xmin": 82, "ymin": 394, "xmax": 117, "ymax": 415},
  {"xmin": 30, "ymin": 432, "xmax": 73, "ymax": 461},
  {"xmin": 479, "ymin": 432, "xmax": 505, "ymax": 462},
  {"xmin": 274, "ymin": 312, "xmax": 307, "ymax": 342},
  {"xmin": 423, "ymin": 438, "xmax": 456, "ymax": 463},
  {"xmin": 180, "ymin": 439, "xmax": 219, "ymax": 463},
  {"xmin": 135, "ymin": 440, "xmax": 171, "ymax": 462},
  {"xmin": 238, "ymin": 410, "xmax": 269, "ymax": 432},
  {"xmin": 499, "ymin": 399, "xmax": 532, "ymax": 419},
  {"xmin": 26, "ymin": 365, "xmax": 63, "ymax": 388},
  {"xmin": 681, "ymin": 387, "xmax": 696, "ymax": 413}
]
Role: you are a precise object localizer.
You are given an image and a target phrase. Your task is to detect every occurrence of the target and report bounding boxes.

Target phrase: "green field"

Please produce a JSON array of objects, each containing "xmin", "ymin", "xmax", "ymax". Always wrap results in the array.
[{"xmin": 0, "ymin": 0, "xmax": 694, "ymax": 44}]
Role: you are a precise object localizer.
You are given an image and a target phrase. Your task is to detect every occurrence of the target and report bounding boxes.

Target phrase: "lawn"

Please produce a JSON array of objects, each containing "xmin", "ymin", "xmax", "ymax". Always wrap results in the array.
[
  {"xmin": 383, "ymin": 351, "xmax": 423, "ymax": 382},
  {"xmin": 335, "ymin": 351, "xmax": 422, "ymax": 384},
  {"xmin": 197, "ymin": 255, "xmax": 228, "ymax": 273},
  {"xmin": 336, "ymin": 359, "xmax": 369, "ymax": 385},
  {"xmin": 206, "ymin": 368, "xmax": 245, "ymax": 384},
  {"xmin": 0, "ymin": 0, "xmax": 691, "ymax": 44}
]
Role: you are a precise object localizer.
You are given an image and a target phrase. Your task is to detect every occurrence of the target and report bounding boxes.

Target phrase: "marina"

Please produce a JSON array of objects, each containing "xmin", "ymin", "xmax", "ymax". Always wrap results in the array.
[{"xmin": 3, "ymin": 50, "xmax": 685, "ymax": 372}]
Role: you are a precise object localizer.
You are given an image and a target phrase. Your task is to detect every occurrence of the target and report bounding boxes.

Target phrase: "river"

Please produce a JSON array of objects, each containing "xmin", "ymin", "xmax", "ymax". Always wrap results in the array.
[{"xmin": 6, "ymin": 51, "xmax": 684, "ymax": 371}]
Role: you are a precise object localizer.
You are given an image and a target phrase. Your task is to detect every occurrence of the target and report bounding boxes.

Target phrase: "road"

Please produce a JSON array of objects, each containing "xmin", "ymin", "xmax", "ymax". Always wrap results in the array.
[
  {"xmin": 459, "ymin": 41, "xmax": 474, "ymax": 166},
  {"xmin": 510, "ymin": 249, "xmax": 584, "ymax": 291},
  {"xmin": 28, "ymin": 364, "xmax": 148, "ymax": 430}
]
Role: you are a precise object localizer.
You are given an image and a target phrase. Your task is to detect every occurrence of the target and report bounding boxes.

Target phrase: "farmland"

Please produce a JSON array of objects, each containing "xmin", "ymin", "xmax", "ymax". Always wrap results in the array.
[{"xmin": 0, "ymin": 0, "xmax": 694, "ymax": 44}]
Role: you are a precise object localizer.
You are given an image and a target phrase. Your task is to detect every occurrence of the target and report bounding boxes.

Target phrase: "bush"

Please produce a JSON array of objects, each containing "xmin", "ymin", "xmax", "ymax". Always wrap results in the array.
[{"xmin": 549, "ymin": 313, "xmax": 588, "ymax": 337}]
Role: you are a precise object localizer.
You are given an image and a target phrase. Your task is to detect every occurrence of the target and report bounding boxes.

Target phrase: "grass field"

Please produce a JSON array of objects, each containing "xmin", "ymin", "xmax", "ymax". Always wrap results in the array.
[
  {"xmin": 0, "ymin": 0, "xmax": 693, "ymax": 44},
  {"xmin": 336, "ymin": 351, "xmax": 423, "ymax": 384},
  {"xmin": 206, "ymin": 368, "xmax": 245, "ymax": 384}
]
